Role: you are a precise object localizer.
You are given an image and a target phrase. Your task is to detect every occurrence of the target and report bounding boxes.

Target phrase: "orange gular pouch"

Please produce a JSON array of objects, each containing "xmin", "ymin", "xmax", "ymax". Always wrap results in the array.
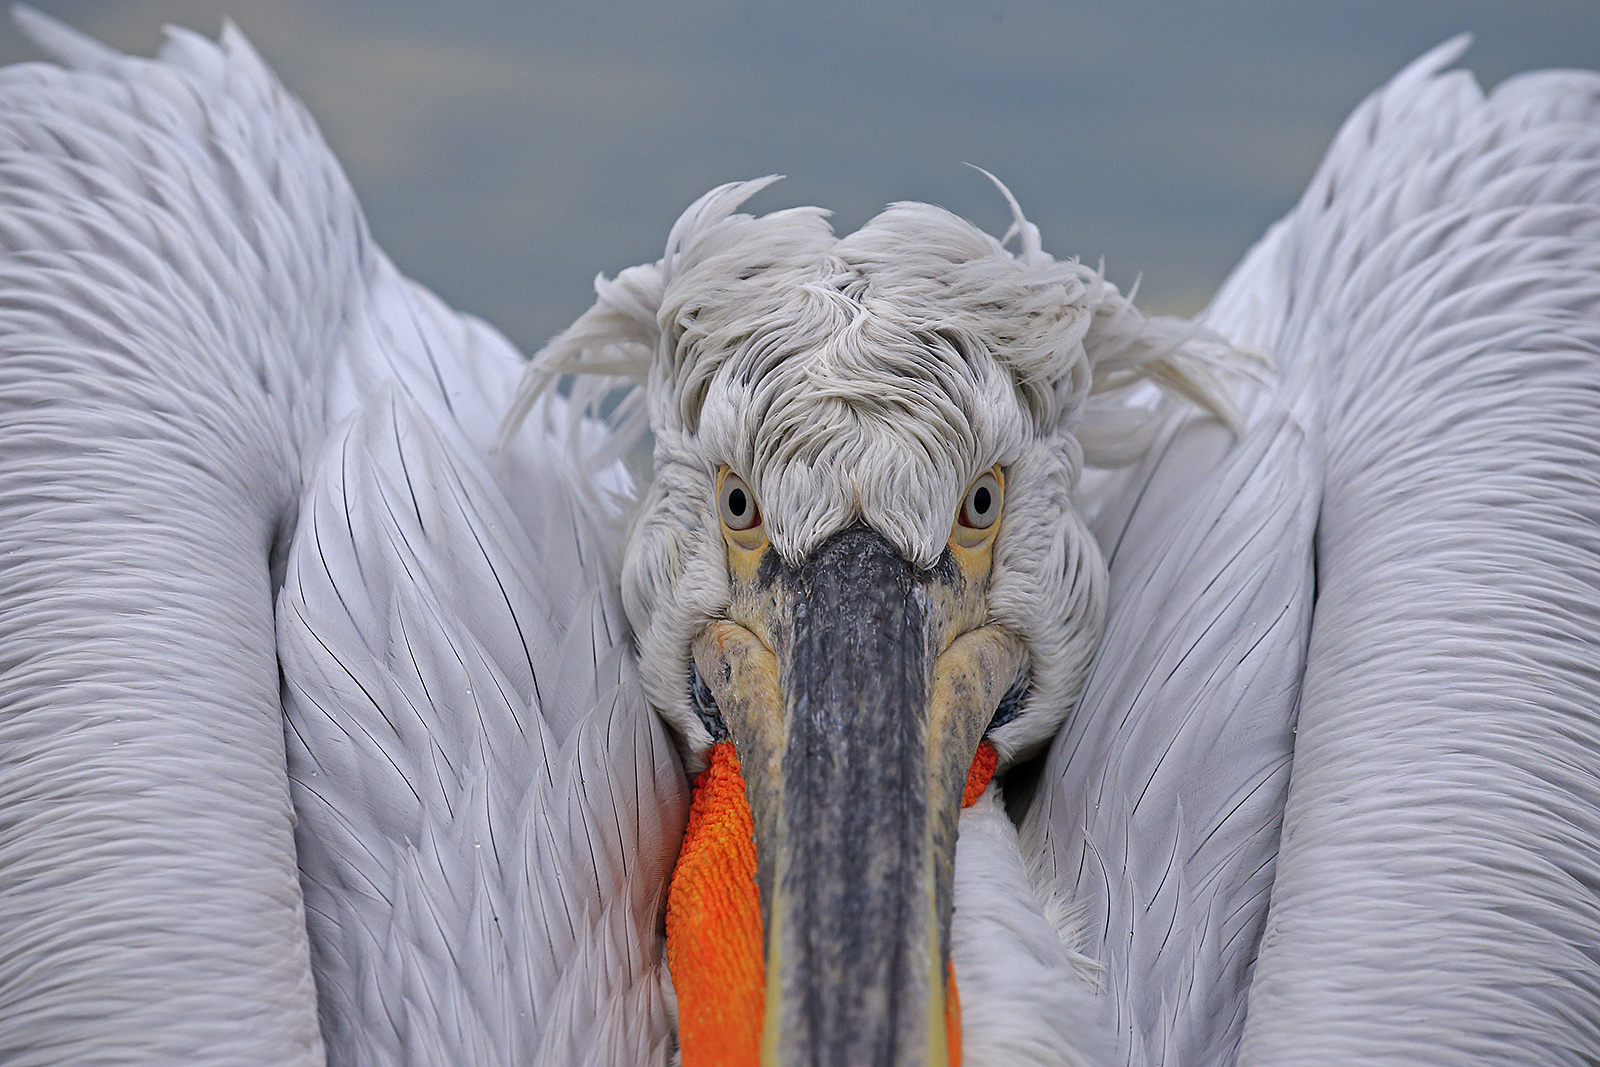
[{"xmin": 664, "ymin": 739, "xmax": 998, "ymax": 1067}]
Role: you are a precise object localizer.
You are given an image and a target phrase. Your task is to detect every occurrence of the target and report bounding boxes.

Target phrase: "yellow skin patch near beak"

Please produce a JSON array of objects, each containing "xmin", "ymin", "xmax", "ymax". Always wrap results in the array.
[{"xmin": 665, "ymin": 465, "xmax": 1016, "ymax": 1066}]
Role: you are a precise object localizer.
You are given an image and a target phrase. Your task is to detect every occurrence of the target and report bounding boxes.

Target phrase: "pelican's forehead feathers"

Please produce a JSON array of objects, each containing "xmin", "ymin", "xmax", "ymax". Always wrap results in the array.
[
  {"xmin": 654, "ymin": 191, "xmax": 1097, "ymax": 564},
  {"xmin": 515, "ymin": 177, "xmax": 1250, "ymax": 758}
]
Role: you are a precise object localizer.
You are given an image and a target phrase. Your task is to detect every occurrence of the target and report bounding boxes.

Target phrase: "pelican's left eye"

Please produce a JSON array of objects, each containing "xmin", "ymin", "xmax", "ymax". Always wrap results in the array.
[
  {"xmin": 719, "ymin": 471, "xmax": 762, "ymax": 531},
  {"xmin": 958, "ymin": 469, "xmax": 1003, "ymax": 530}
]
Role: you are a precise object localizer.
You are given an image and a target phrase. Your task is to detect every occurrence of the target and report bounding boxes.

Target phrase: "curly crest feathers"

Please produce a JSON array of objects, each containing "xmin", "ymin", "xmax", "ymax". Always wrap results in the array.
[{"xmin": 501, "ymin": 177, "xmax": 1249, "ymax": 485}]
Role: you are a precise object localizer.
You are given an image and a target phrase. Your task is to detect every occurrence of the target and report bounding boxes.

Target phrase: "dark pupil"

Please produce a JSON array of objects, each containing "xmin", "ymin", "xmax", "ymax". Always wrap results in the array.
[
  {"xmin": 973, "ymin": 486, "xmax": 991, "ymax": 515},
  {"xmin": 728, "ymin": 487, "xmax": 747, "ymax": 516}
]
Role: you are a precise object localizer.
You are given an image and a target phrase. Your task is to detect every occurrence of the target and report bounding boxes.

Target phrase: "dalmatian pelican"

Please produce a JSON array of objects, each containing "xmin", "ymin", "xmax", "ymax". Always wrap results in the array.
[{"xmin": 1, "ymin": 9, "xmax": 1598, "ymax": 1067}]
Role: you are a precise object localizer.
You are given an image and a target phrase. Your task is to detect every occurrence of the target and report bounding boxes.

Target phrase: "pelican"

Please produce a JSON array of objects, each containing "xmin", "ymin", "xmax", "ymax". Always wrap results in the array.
[{"xmin": 2, "ymin": 10, "xmax": 1598, "ymax": 1067}]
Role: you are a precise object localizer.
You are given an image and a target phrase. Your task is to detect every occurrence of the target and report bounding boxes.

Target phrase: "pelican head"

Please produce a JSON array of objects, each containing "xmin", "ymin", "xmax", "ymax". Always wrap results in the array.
[{"xmin": 508, "ymin": 176, "xmax": 1236, "ymax": 1066}]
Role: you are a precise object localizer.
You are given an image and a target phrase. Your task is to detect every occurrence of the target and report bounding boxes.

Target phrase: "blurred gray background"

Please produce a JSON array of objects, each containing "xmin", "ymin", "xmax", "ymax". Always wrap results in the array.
[{"xmin": 0, "ymin": 2, "xmax": 1594, "ymax": 357}]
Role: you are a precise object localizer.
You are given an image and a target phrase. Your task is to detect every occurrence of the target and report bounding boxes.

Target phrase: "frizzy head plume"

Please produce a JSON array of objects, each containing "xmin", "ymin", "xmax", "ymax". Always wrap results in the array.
[{"xmin": 497, "ymin": 174, "xmax": 1253, "ymax": 489}]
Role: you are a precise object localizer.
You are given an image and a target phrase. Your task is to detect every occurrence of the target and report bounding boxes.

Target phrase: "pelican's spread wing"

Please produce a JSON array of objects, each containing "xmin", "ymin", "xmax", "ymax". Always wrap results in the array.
[
  {"xmin": 1037, "ymin": 39, "xmax": 1600, "ymax": 1066},
  {"xmin": 0, "ymin": 14, "xmax": 681, "ymax": 1065},
  {"xmin": 1030, "ymin": 339, "xmax": 1317, "ymax": 1067},
  {"xmin": 280, "ymin": 253, "xmax": 685, "ymax": 1063},
  {"xmin": 0, "ymin": 18, "xmax": 345, "ymax": 1064},
  {"xmin": 1236, "ymin": 47, "xmax": 1600, "ymax": 1064},
  {"xmin": 278, "ymin": 388, "xmax": 683, "ymax": 1066}
]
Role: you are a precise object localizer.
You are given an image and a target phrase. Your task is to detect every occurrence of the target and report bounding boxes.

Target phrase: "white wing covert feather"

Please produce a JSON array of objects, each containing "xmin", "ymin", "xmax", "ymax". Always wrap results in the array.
[
  {"xmin": 0, "ymin": 17, "xmax": 360, "ymax": 1064},
  {"xmin": 1030, "ymin": 38, "xmax": 1600, "ymax": 1067},
  {"xmin": 268, "ymin": 45, "xmax": 684, "ymax": 1067},
  {"xmin": 278, "ymin": 388, "xmax": 684, "ymax": 1066},
  {"xmin": 1031, "ymin": 36, "xmax": 1600, "ymax": 1067},
  {"xmin": 1030, "ymin": 371, "xmax": 1317, "ymax": 1067},
  {"xmin": 1233, "ymin": 43, "xmax": 1600, "ymax": 1065},
  {"xmin": 0, "ymin": 12, "xmax": 682, "ymax": 1066},
  {"xmin": 952, "ymin": 791, "xmax": 1115, "ymax": 1067}
]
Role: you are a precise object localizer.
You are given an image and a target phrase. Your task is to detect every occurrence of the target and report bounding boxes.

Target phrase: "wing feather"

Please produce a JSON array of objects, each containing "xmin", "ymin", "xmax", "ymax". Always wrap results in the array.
[
  {"xmin": 1234, "ymin": 54, "xmax": 1600, "ymax": 1066},
  {"xmin": 0, "ymin": 10, "xmax": 676, "ymax": 1063},
  {"xmin": 0, "ymin": 14, "xmax": 370, "ymax": 1062},
  {"xmin": 1042, "ymin": 39, "xmax": 1600, "ymax": 1067},
  {"xmin": 279, "ymin": 386, "xmax": 684, "ymax": 1065},
  {"xmin": 1032, "ymin": 382, "xmax": 1317, "ymax": 1067}
]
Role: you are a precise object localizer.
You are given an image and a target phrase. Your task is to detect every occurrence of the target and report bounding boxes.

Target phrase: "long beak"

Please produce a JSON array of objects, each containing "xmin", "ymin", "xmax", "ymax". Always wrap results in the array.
[{"xmin": 692, "ymin": 524, "xmax": 1024, "ymax": 1067}]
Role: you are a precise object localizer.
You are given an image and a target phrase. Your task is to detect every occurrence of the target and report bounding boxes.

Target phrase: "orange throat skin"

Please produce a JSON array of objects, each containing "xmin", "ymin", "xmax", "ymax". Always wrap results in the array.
[
  {"xmin": 665, "ymin": 740, "xmax": 998, "ymax": 1067},
  {"xmin": 665, "ymin": 742, "xmax": 764, "ymax": 1065}
]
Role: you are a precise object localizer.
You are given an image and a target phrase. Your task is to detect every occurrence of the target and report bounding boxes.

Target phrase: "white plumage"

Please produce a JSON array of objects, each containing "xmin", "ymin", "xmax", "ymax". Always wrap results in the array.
[{"xmin": 0, "ymin": 12, "xmax": 1597, "ymax": 1067}]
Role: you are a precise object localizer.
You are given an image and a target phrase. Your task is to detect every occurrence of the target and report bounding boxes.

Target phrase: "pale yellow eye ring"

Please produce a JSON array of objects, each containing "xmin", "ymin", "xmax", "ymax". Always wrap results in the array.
[
  {"xmin": 718, "ymin": 471, "xmax": 761, "ymax": 531},
  {"xmin": 958, "ymin": 469, "xmax": 1003, "ymax": 530}
]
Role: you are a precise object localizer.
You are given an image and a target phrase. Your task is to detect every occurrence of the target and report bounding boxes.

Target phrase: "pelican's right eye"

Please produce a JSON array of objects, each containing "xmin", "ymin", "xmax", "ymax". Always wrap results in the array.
[
  {"xmin": 718, "ymin": 470, "xmax": 762, "ymax": 532},
  {"xmin": 717, "ymin": 467, "xmax": 768, "ymax": 581},
  {"xmin": 958, "ymin": 470, "xmax": 1002, "ymax": 530}
]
